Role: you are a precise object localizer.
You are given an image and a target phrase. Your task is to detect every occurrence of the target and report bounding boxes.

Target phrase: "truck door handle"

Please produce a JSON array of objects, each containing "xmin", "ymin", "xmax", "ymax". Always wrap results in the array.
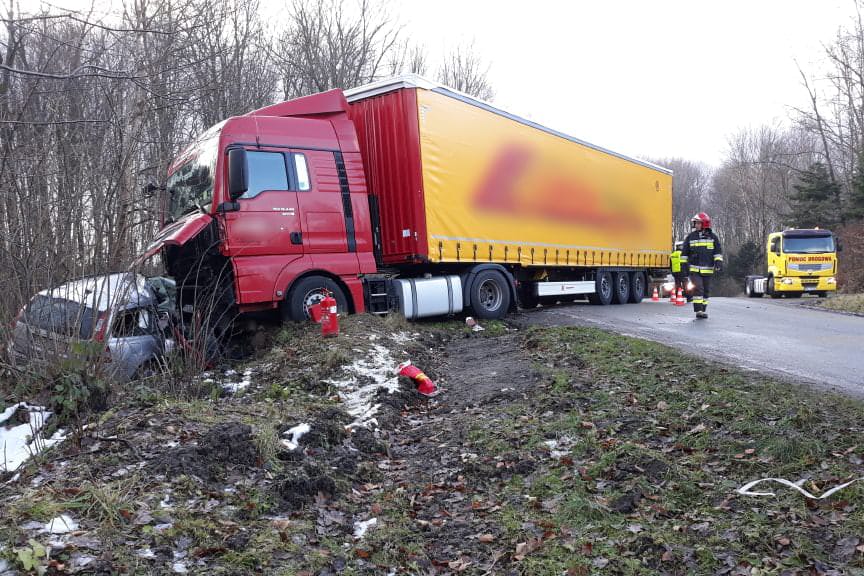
[{"xmin": 290, "ymin": 232, "xmax": 303, "ymax": 245}]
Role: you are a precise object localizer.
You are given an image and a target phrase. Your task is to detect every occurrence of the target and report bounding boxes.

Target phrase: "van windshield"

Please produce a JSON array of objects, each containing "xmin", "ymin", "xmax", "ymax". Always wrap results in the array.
[
  {"xmin": 167, "ymin": 130, "xmax": 221, "ymax": 221},
  {"xmin": 783, "ymin": 235, "xmax": 835, "ymax": 254}
]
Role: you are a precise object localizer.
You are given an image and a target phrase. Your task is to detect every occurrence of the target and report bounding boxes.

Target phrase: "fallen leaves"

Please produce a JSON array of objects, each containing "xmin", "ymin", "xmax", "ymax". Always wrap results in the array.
[{"xmin": 513, "ymin": 538, "xmax": 543, "ymax": 561}]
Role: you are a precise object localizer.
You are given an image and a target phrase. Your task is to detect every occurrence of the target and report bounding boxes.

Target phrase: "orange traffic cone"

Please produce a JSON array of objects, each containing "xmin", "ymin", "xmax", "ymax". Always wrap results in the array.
[
  {"xmin": 675, "ymin": 287, "xmax": 686, "ymax": 306},
  {"xmin": 670, "ymin": 286, "xmax": 678, "ymax": 304},
  {"xmin": 651, "ymin": 287, "xmax": 659, "ymax": 301}
]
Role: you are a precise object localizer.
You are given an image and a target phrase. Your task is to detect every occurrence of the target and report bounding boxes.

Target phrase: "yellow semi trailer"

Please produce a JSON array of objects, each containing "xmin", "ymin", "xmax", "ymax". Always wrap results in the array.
[{"xmin": 346, "ymin": 76, "xmax": 673, "ymax": 314}]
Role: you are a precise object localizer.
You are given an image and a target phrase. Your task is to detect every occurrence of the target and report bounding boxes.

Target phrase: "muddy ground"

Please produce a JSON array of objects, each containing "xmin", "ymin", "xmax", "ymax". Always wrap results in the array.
[{"xmin": 2, "ymin": 313, "xmax": 864, "ymax": 575}]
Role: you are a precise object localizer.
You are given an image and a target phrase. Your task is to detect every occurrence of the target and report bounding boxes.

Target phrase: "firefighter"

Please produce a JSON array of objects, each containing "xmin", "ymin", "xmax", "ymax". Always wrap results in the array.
[
  {"xmin": 680, "ymin": 213, "xmax": 723, "ymax": 319},
  {"xmin": 670, "ymin": 241, "xmax": 686, "ymax": 296}
]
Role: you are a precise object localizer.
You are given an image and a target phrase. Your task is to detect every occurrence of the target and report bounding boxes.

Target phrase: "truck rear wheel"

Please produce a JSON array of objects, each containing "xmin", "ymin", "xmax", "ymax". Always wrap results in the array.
[
  {"xmin": 612, "ymin": 272, "xmax": 630, "ymax": 304},
  {"xmin": 588, "ymin": 271, "xmax": 613, "ymax": 305},
  {"xmin": 745, "ymin": 278, "xmax": 757, "ymax": 298},
  {"xmin": 470, "ymin": 270, "xmax": 511, "ymax": 319},
  {"xmin": 629, "ymin": 271, "xmax": 646, "ymax": 303},
  {"xmin": 283, "ymin": 276, "xmax": 349, "ymax": 322}
]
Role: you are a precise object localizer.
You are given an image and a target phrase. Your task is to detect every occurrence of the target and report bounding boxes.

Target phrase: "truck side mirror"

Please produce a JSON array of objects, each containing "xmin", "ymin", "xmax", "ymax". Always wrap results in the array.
[
  {"xmin": 228, "ymin": 148, "xmax": 248, "ymax": 200},
  {"xmin": 142, "ymin": 182, "xmax": 164, "ymax": 197}
]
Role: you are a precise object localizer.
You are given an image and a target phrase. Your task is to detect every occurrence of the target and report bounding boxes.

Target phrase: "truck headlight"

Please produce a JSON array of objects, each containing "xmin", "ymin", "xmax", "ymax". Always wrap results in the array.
[
  {"xmin": 782, "ymin": 278, "xmax": 794, "ymax": 285},
  {"xmin": 827, "ymin": 277, "xmax": 836, "ymax": 284}
]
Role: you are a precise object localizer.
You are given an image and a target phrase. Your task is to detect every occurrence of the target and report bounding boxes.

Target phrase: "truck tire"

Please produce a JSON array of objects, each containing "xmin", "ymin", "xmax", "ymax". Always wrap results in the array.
[
  {"xmin": 611, "ymin": 272, "xmax": 630, "ymax": 304},
  {"xmin": 768, "ymin": 276, "xmax": 782, "ymax": 299},
  {"xmin": 588, "ymin": 271, "xmax": 613, "ymax": 305},
  {"xmin": 628, "ymin": 271, "xmax": 646, "ymax": 303},
  {"xmin": 283, "ymin": 276, "xmax": 349, "ymax": 322},
  {"xmin": 469, "ymin": 270, "xmax": 511, "ymax": 319},
  {"xmin": 745, "ymin": 278, "xmax": 758, "ymax": 298}
]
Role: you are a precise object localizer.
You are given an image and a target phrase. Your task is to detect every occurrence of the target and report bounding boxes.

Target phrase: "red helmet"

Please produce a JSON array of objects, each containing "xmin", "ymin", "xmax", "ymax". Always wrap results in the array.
[{"xmin": 691, "ymin": 212, "xmax": 711, "ymax": 228}]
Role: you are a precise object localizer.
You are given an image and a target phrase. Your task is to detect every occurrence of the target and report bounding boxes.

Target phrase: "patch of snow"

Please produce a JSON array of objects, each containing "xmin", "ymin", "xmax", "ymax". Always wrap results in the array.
[
  {"xmin": 44, "ymin": 514, "xmax": 79, "ymax": 534},
  {"xmin": 325, "ymin": 344, "xmax": 402, "ymax": 429},
  {"xmin": 281, "ymin": 423, "xmax": 311, "ymax": 451},
  {"xmin": 544, "ymin": 438, "xmax": 573, "ymax": 459},
  {"xmin": 353, "ymin": 517, "xmax": 377, "ymax": 539},
  {"xmin": 136, "ymin": 548, "xmax": 156, "ymax": 560},
  {"xmin": 0, "ymin": 559, "xmax": 9, "ymax": 572},
  {"xmin": 391, "ymin": 332, "xmax": 416, "ymax": 345},
  {"xmin": 172, "ymin": 561, "xmax": 188, "ymax": 573},
  {"xmin": 222, "ymin": 369, "xmax": 253, "ymax": 394},
  {"xmin": 0, "ymin": 403, "xmax": 66, "ymax": 473}
]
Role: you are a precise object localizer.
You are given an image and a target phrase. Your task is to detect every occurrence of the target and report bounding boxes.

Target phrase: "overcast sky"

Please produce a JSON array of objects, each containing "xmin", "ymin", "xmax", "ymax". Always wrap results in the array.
[
  {"xmin": 49, "ymin": 0, "xmax": 858, "ymax": 166},
  {"xmin": 397, "ymin": 0, "xmax": 855, "ymax": 166}
]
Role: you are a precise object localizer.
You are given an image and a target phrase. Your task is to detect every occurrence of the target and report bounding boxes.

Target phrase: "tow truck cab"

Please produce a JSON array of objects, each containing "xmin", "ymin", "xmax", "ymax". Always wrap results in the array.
[{"xmin": 745, "ymin": 229, "xmax": 838, "ymax": 298}]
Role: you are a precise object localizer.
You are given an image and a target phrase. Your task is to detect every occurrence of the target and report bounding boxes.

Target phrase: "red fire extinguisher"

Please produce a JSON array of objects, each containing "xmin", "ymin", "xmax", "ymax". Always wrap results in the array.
[{"xmin": 319, "ymin": 291, "xmax": 339, "ymax": 337}]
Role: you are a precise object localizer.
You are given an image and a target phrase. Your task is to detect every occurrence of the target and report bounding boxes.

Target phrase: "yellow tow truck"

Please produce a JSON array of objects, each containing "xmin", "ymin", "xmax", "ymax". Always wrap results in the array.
[{"xmin": 745, "ymin": 228, "xmax": 838, "ymax": 298}]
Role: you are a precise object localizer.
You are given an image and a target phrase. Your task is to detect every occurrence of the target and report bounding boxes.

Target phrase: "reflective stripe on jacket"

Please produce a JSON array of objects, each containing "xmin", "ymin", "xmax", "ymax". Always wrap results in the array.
[
  {"xmin": 681, "ymin": 229, "xmax": 723, "ymax": 275},
  {"xmin": 670, "ymin": 250, "xmax": 682, "ymax": 273}
]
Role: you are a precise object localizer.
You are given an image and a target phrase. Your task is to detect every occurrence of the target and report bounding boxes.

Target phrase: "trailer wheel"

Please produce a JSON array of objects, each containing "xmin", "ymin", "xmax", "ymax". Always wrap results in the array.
[
  {"xmin": 283, "ymin": 276, "xmax": 349, "ymax": 322},
  {"xmin": 470, "ymin": 270, "xmax": 511, "ymax": 319},
  {"xmin": 611, "ymin": 272, "xmax": 630, "ymax": 304},
  {"xmin": 588, "ymin": 271, "xmax": 614, "ymax": 305},
  {"xmin": 629, "ymin": 271, "xmax": 646, "ymax": 303}
]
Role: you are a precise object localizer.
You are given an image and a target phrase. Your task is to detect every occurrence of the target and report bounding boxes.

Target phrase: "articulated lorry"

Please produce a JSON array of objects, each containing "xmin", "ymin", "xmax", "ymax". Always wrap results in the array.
[
  {"xmin": 745, "ymin": 228, "xmax": 838, "ymax": 298},
  {"xmin": 139, "ymin": 75, "xmax": 672, "ymax": 327}
]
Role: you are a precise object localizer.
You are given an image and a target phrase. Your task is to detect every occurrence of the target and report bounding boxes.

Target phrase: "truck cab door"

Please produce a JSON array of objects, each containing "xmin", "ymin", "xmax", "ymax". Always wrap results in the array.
[
  {"xmin": 292, "ymin": 150, "xmax": 349, "ymax": 255},
  {"xmin": 223, "ymin": 149, "xmax": 303, "ymax": 257}
]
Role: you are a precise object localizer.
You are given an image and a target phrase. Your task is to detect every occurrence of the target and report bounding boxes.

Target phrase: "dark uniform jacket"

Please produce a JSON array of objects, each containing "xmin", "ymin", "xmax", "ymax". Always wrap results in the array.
[{"xmin": 680, "ymin": 229, "xmax": 723, "ymax": 275}]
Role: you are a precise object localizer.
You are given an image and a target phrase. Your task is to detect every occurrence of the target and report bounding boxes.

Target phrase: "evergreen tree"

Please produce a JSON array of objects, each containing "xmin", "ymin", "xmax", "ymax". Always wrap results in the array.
[
  {"xmin": 848, "ymin": 154, "xmax": 864, "ymax": 222},
  {"xmin": 786, "ymin": 163, "xmax": 840, "ymax": 228}
]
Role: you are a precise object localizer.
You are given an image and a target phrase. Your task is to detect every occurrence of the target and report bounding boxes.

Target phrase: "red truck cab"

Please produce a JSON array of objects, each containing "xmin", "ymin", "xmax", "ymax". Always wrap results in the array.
[{"xmin": 141, "ymin": 90, "xmax": 379, "ymax": 326}]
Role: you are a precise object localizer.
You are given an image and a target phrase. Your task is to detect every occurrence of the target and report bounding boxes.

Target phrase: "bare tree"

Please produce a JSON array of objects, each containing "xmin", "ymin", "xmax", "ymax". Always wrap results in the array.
[
  {"xmin": 273, "ymin": 0, "xmax": 401, "ymax": 98},
  {"xmin": 386, "ymin": 38, "xmax": 427, "ymax": 76},
  {"xmin": 436, "ymin": 41, "xmax": 493, "ymax": 100}
]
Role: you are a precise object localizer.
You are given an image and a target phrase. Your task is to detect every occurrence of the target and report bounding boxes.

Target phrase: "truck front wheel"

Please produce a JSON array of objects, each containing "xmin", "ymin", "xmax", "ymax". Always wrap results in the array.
[
  {"xmin": 283, "ymin": 276, "xmax": 349, "ymax": 322},
  {"xmin": 588, "ymin": 271, "xmax": 613, "ymax": 305},
  {"xmin": 768, "ymin": 277, "xmax": 782, "ymax": 299},
  {"xmin": 470, "ymin": 270, "xmax": 511, "ymax": 319}
]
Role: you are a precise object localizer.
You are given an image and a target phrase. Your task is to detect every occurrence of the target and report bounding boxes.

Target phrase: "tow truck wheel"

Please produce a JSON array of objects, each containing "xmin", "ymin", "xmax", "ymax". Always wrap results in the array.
[
  {"xmin": 283, "ymin": 276, "xmax": 349, "ymax": 322},
  {"xmin": 470, "ymin": 270, "xmax": 511, "ymax": 320},
  {"xmin": 768, "ymin": 277, "xmax": 782, "ymax": 299}
]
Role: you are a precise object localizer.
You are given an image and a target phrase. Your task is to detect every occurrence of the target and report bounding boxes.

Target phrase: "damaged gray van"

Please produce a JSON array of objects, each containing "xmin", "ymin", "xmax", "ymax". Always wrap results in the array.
[{"xmin": 7, "ymin": 273, "xmax": 176, "ymax": 381}]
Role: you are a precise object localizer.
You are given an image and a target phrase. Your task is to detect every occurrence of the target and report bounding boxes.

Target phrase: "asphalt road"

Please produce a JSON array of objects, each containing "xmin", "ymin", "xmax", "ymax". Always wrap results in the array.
[{"xmin": 521, "ymin": 297, "xmax": 864, "ymax": 396}]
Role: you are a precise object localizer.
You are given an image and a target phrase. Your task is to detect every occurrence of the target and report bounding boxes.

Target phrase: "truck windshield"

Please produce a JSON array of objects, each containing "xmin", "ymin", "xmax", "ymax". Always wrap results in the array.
[
  {"xmin": 167, "ymin": 131, "xmax": 220, "ymax": 221},
  {"xmin": 783, "ymin": 235, "xmax": 835, "ymax": 254}
]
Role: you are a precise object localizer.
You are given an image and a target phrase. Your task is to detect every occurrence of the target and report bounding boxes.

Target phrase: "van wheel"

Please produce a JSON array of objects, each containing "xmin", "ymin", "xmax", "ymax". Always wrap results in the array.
[
  {"xmin": 588, "ymin": 271, "xmax": 613, "ymax": 305},
  {"xmin": 283, "ymin": 276, "xmax": 349, "ymax": 322},
  {"xmin": 612, "ymin": 272, "xmax": 630, "ymax": 304},
  {"xmin": 629, "ymin": 271, "xmax": 646, "ymax": 303},
  {"xmin": 470, "ymin": 270, "xmax": 511, "ymax": 319}
]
